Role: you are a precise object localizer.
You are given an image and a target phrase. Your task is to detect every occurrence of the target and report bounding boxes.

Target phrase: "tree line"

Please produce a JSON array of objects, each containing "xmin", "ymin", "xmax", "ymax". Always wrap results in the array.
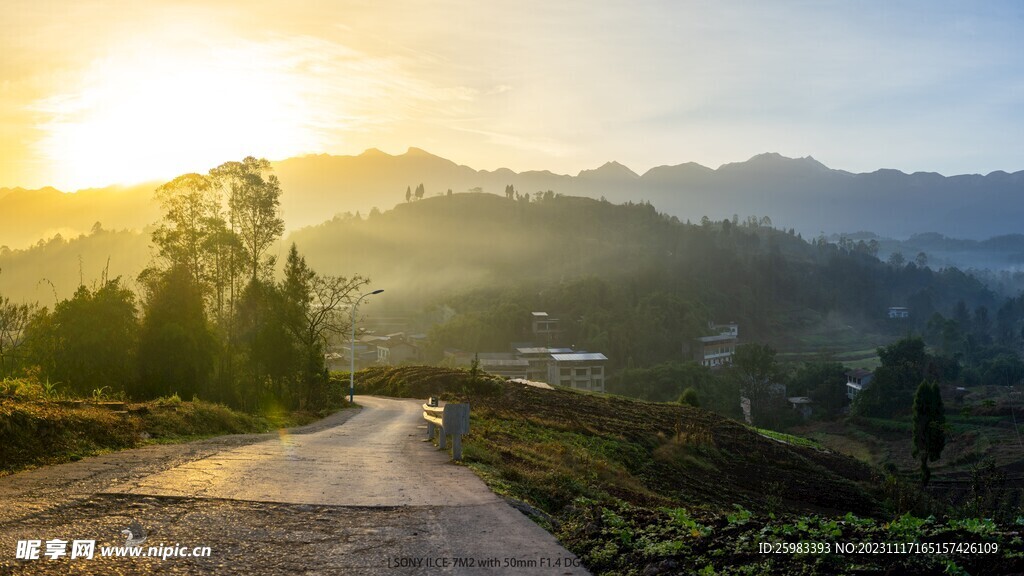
[
  {"xmin": 414, "ymin": 198, "xmax": 1000, "ymax": 371},
  {"xmin": 0, "ymin": 157, "xmax": 370, "ymax": 411}
]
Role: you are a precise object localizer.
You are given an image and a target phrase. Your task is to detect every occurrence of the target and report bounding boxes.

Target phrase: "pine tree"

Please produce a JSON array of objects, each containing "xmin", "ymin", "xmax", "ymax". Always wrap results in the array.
[{"xmin": 912, "ymin": 380, "xmax": 946, "ymax": 486}]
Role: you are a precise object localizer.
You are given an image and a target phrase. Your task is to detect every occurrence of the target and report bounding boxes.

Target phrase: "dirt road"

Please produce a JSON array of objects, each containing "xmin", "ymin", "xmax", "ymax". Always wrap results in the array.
[{"xmin": 0, "ymin": 397, "xmax": 589, "ymax": 575}]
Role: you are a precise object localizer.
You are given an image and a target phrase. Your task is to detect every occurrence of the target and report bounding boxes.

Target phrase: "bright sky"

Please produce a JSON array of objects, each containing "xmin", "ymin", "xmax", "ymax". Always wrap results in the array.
[{"xmin": 2, "ymin": 1, "xmax": 1023, "ymax": 190}]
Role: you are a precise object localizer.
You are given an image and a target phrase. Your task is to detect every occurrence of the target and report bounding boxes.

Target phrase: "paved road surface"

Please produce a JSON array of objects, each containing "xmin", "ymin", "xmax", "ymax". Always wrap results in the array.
[{"xmin": 0, "ymin": 397, "xmax": 589, "ymax": 575}]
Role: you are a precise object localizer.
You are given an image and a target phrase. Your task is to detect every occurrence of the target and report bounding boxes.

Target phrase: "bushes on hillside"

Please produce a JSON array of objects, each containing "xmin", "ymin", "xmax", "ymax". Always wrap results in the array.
[{"xmin": 340, "ymin": 365, "xmax": 504, "ymax": 399}]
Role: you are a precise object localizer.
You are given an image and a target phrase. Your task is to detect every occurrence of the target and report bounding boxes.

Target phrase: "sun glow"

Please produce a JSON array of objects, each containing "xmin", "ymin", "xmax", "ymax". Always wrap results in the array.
[{"xmin": 34, "ymin": 38, "xmax": 328, "ymax": 190}]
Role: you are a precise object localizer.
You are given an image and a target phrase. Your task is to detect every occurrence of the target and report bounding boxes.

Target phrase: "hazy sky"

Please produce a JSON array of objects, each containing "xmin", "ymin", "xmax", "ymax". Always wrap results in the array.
[{"xmin": 3, "ymin": 1, "xmax": 1023, "ymax": 189}]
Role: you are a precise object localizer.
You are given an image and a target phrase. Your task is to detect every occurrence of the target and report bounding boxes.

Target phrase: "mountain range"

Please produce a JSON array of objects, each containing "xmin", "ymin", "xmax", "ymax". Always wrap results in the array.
[{"xmin": 2, "ymin": 148, "xmax": 1022, "ymax": 249}]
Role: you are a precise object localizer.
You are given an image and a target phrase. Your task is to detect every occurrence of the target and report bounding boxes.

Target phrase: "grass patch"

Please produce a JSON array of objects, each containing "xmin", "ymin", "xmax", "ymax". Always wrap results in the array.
[
  {"xmin": 751, "ymin": 427, "xmax": 823, "ymax": 450},
  {"xmin": 859, "ymin": 416, "xmax": 913, "ymax": 434},
  {"xmin": 807, "ymin": 432, "xmax": 878, "ymax": 465},
  {"xmin": 0, "ymin": 398, "xmax": 141, "ymax": 475},
  {"xmin": 842, "ymin": 356, "xmax": 882, "ymax": 370},
  {"xmin": 0, "ymin": 378, "xmax": 344, "ymax": 476},
  {"xmin": 337, "ymin": 365, "xmax": 504, "ymax": 399},
  {"xmin": 834, "ymin": 348, "xmax": 882, "ymax": 360}
]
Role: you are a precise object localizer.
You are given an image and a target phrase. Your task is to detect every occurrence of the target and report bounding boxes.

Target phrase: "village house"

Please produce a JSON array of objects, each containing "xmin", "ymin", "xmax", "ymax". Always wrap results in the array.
[
  {"xmin": 376, "ymin": 333, "xmax": 420, "ymax": 365},
  {"xmin": 691, "ymin": 322, "xmax": 739, "ymax": 368},
  {"xmin": 888, "ymin": 306, "xmax": 910, "ymax": 319},
  {"xmin": 515, "ymin": 346, "xmax": 574, "ymax": 381},
  {"xmin": 547, "ymin": 352, "xmax": 608, "ymax": 392},
  {"xmin": 531, "ymin": 311, "xmax": 562, "ymax": 343},
  {"xmin": 845, "ymin": 368, "xmax": 874, "ymax": 401},
  {"xmin": 324, "ymin": 352, "xmax": 345, "ymax": 372},
  {"xmin": 442, "ymin": 350, "xmax": 530, "ymax": 379},
  {"xmin": 444, "ymin": 312, "xmax": 610, "ymax": 390},
  {"xmin": 478, "ymin": 357, "xmax": 530, "ymax": 380},
  {"xmin": 339, "ymin": 336, "xmax": 386, "ymax": 370}
]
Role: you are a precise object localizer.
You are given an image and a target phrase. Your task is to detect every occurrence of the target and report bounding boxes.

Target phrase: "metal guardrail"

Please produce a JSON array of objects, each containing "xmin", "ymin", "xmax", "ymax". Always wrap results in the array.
[{"xmin": 423, "ymin": 397, "xmax": 470, "ymax": 460}]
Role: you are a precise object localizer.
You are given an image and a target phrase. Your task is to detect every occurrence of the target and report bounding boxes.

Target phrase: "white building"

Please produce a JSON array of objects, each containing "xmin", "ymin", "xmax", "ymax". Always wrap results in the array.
[
  {"xmin": 692, "ymin": 322, "xmax": 739, "ymax": 368},
  {"xmin": 376, "ymin": 340, "xmax": 419, "ymax": 365},
  {"xmin": 846, "ymin": 369, "xmax": 874, "ymax": 401},
  {"xmin": 546, "ymin": 352, "xmax": 608, "ymax": 392},
  {"xmin": 479, "ymin": 358, "xmax": 530, "ymax": 380},
  {"xmin": 694, "ymin": 335, "xmax": 738, "ymax": 367},
  {"xmin": 515, "ymin": 346, "xmax": 573, "ymax": 381},
  {"xmin": 888, "ymin": 307, "xmax": 910, "ymax": 319}
]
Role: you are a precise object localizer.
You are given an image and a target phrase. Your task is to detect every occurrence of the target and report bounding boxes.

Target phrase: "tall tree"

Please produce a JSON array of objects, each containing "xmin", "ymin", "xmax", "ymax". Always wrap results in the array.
[
  {"xmin": 152, "ymin": 173, "xmax": 220, "ymax": 287},
  {"xmin": 137, "ymin": 266, "xmax": 217, "ymax": 400},
  {"xmin": 855, "ymin": 337, "xmax": 929, "ymax": 418},
  {"xmin": 208, "ymin": 158, "xmax": 284, "ymax": 401},
  {"xmin": 211, "ymin": 157, "xmax": 285, "ymax": 285},
  {"xmin": 731, "ymin": 343, "xmax": 783, "ymax": 426},
  {"xmin": 152, "ymin": 172, "xmax": 241, "ymax": 328},
  {"xmin": 973, "ymin": 305, "xmax": 992, "ymax": 342},
  {"xmin": 233, "ymin": 278, "xmax": 297, "ymax": 409},
  {"xmin": 790, "ymin": 361, "xmax": 847, "ymax": 418},
  {"xmin": 281, "ymin": 243, "xmax": 370, "ymax": 406},
  {"xmin": 912, "ymin": 380, "xmax": 945, "ymax": 486}
]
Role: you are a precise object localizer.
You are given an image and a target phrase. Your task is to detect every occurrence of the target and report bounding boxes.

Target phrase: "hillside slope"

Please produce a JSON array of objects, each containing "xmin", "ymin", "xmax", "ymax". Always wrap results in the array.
[
  {"xmin": 355, "ymin": 365, "xmax": 877, "ymax": 515},
  {"xmin": 352, "ymin": 366, "xmax": 1023, "ymax": 575},
  {"xmin": 292, "ymin": 193, "xmax": 995, "ymax": 349},
  {"xmin": 1, "ymin": 192, "xmax": 997, "ymax": 341}
]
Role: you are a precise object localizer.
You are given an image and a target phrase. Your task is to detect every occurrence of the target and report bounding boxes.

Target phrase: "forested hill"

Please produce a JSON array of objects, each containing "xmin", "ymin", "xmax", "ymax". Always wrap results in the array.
[
  {"xmin": 0, "ymin": 191, "xmax": 997, "ymax": 350},
  {"xmin": 290, "ymin": 192, "xmax": 995, "ymax": 350}
]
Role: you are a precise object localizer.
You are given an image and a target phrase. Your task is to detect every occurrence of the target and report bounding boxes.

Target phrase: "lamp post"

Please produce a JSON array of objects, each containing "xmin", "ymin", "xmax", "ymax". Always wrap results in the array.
[{"xmin": 350, "ymin": 289, "xmax": 383, "ymax": 403}]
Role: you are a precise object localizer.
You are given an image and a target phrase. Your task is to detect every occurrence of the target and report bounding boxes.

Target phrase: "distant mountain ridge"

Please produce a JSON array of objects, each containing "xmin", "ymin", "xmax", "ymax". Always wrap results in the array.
[
  {"xmin": 273, "ymin": 148, "xmax": 1022, "ymax": 240},
  {"xmin": 2, "ymin": 148, "xmax": 1022, "ymax": 248}
]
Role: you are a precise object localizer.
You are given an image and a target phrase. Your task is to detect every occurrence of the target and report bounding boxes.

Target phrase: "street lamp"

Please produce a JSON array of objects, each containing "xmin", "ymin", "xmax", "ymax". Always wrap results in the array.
[{"xmin": 350, "ymin": 289, "xmax": 383, "ymax": 403}]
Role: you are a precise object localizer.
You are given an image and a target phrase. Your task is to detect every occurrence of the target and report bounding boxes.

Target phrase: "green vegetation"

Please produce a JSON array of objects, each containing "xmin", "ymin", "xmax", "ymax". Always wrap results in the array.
[
  {"xmin": 2, "ymin": 181, "xmax": 1023, "ymax": 571},
  {"xmin": 1, "ymin": 193, "xmax": 1011, "ymax": 418},
  {"xmin": 1, "ymin": 380, "xmax": 138, "ymax": 475},
  {"xmin": 852, "ymin": 337, "xmax": 934, "ymax": 418},
  {"xmin": 912, "ymin": 381, "xmax": 946, "ymax": 487},
  {"xmin": 678, "ymin": 387, "xmax": 700, "ymax": 408},
  {"xmin": 610, "ymin": 362, "xmax": 737, "ymax": 415},
  {"xmin": 346, "ymin": 365, "xmax": 504, "ymax": 399},
  {"xmin": 752, "ymin": 427, "xmax": 822, "ymax": 450},
  {"xmin": 355, "ymin": 366, "xmax": 876, "ymax": 513},
  {"xmin": 352, "ymin": 366, "xmax": 1023, "ymax": 575},
  {"xmin": 344, "ymin": 194, "xmax": 998, "ymax": 370},
  {"xmin": 0, "ymin": 377, "xmax": 331, "ymax": 475},
  {"xmin": 0, "ymin": 157, "xmax": 369, "ymax": 413}
]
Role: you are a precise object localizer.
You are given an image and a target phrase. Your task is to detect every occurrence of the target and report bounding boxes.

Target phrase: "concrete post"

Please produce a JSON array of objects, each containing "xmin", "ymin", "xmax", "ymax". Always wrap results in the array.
[{"xmin": 452, "ymin": 434, "xmax": 462, "ymax": 460}]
